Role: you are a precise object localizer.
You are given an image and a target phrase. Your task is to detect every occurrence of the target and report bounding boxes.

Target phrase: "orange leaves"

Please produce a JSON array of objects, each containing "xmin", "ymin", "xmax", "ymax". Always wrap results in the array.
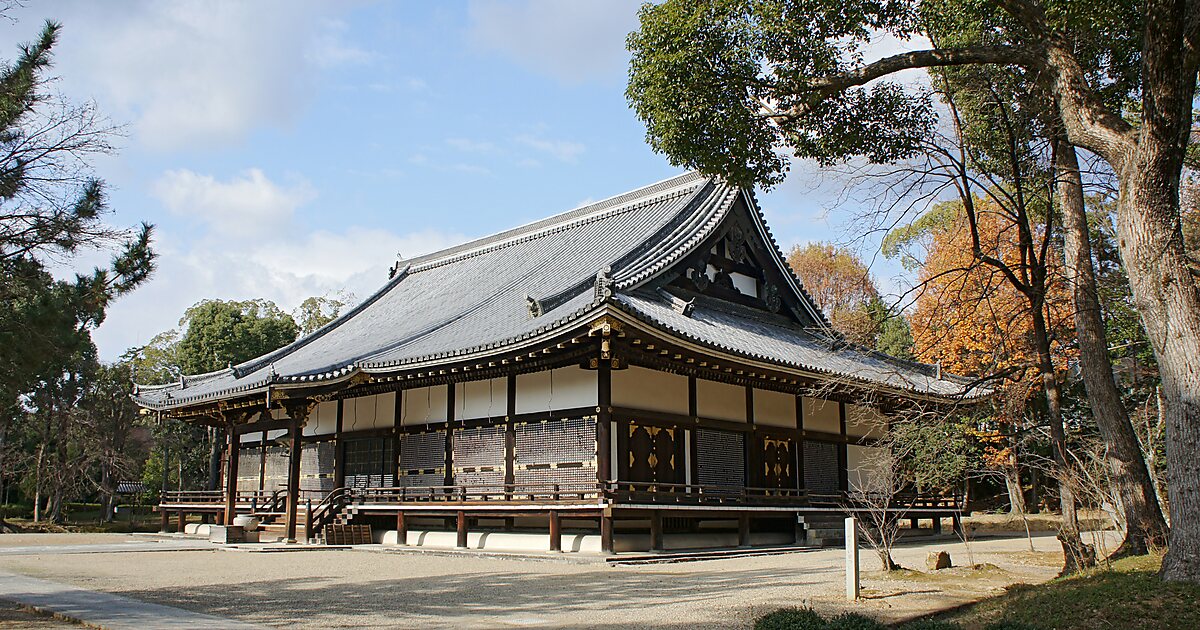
[
  {"xmin": 908, "ymin": 199, "xmax": 1075, "ymax": 379},
  {"xmin": 786, "ymin": 242, "xmax": 881, "ymax": 345}
]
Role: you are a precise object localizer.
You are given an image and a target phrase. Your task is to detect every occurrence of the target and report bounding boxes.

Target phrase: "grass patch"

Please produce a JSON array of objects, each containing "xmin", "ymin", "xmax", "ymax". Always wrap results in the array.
[{"xmin": 939, "ymin": 553, "xmax": 1200, "ymax": 630}]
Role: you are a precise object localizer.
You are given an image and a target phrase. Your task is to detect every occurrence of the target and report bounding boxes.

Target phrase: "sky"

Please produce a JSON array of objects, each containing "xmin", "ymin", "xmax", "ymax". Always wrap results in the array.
[{"xmin": 1, "ymin": 1, "xmax": 923, "ymax": 362}]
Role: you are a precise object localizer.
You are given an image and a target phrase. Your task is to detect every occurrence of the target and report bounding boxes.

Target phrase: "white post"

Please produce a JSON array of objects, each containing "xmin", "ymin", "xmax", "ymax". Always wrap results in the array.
[{"xmin": 845, "ymin": 516, "xmax": 860, "ymax": 601}]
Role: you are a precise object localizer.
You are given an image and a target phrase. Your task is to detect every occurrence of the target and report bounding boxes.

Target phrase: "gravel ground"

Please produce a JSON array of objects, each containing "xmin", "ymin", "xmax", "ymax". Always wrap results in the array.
[{"xmin": 0, "ymin": 531, "xmax": 1115, "ymax": 629}]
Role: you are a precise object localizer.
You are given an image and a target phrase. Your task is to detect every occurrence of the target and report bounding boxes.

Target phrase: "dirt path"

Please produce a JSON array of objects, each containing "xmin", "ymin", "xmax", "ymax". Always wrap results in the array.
[{"xmin": 0, "ymin": 531, "xmax": 1114, "ymax": 628}]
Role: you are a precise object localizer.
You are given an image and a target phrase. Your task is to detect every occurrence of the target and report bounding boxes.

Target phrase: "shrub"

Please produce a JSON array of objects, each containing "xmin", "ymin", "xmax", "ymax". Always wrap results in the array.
[
  {"xmin": 899, "ymin": 621, "xmax": 963, "ymax": 630},
  {"xmin": 754, "ymin": 608, "xmax": 828, "ymax": 630},
  {"xmin": 825, "ymin": 612, "xmax": 885, "ymax": 630},
  {"xmin": 983, "ymin": 623, "xmax": 1040, "ymax": 630}
]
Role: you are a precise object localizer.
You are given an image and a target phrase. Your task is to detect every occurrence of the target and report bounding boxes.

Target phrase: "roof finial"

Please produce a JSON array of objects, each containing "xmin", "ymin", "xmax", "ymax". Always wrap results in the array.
[
  {"xmin": 594, "ymin": 266, "xmax": 614, "ymax": 302},
  {"xmin": 526, "ymin": 295, "xmax": 543, "ymax": 318}
]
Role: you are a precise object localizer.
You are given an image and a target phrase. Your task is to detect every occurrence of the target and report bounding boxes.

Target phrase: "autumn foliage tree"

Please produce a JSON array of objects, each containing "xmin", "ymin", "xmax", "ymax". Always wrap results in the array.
[
  {"xmin": 786, "ymin": 243, "xmax": 879, "ymax": 345},
  {"xmin": 896, "ymin": 198, "xmax": 1075, "ymax": 516}
]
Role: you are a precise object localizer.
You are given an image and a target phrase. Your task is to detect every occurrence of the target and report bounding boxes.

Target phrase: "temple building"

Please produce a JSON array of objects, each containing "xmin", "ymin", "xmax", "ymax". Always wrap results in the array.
[{"xmin": 136, "ymin": 172, "xmax": 978, "ymax": 553}]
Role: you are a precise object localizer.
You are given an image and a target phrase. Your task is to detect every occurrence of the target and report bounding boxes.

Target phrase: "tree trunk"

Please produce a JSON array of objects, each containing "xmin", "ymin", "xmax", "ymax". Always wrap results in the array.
[
  {"xmin": 1116, "ymin": 153, "xmax": 1200, "ymax": 582},
  {"xmin": 32, "ymin": 442, "xmax": 44, "ymax": 524},
  {"xmin": 1055, "ymin": 139, "xmax": 1170, "ymax": 555},
  {"xmin": 99, "ymin": 458, "xmax": 114, "ymax": 524},
  {"xmin": 1004, "ymin": 452, "xmax": 1027, "ymax": 515},
  {"xmin": 1031, "ymin": 304, "xmax": 1094, "ymax": 574}
]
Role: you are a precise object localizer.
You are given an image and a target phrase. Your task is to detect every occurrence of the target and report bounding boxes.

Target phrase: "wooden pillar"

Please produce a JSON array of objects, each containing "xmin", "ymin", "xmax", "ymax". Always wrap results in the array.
[
  {"xmin": 600, "ymin": 514, "xmax": 614, "ymax": 554},
  {"xmin": 505, "ymin": 375, "xmax": 516, "ymax": 495},
  {"xmin": 259, "ymin": 430, "xmax": 267, "ymax": 492},
  {"xmin": 738, "ymin": 514, "xmax": 750, "ymax": 547},
  {"xmin": 795, "ymin": 395, "xmax": 805, "ymax": 491},
  {"xmin": 951, "ymin": 513, "xmax": 962, "ymax": 535},
  {"xmin": 223, "ymin": 424, "xmax": 239, "ymax": 525},
  {"xmin": 159, "ymin": 509, "xmax": 168, "ymax": 533},
  {"xmin": 334, "ymin": 399, "xmax": 346, "ymax": 488},
  {"xmin": 444, "ymin": 384, "xmax": 455, "ymax": 487},
  {"xmin": 549, "ymin": 511, "xmax": 561, "ymax": 552},
  {"xmin": 393, "ymin": 390, "xmax": 403, "ymax": 484},
  {"xmin": 688, "ymin": 376, "xmax": 699, "ymax": 488},
  {"xmin": 910, "ymin": 517, "xmax": 920, "ymax": 531},
  {"xmin": 837, "ymin": 402, "xmax": 849, "ymax": 493},
  {"xmin": 649, "ymin": 510, "xmax": 664, "ymax": 552},
  {"xmin": 177, "ymin": 510, "xmax": 186, "ymax": 533},
  {"xmin": 397, "ymin": 512, "xmax": 409, "ymax": 545},
  {"xmin": 597, "ymin": 360, "xmax": 612, "ymax": 487},
  {"xmin": 284, "ymin": 420, "xmax": 302, "ymax": 543},
  {"xmin": 932, "ymin": 516, "xmax": 943, "ymax": 534},
  {"xmin": 456, "ymin": 510, "xmax": 468, "ymax": 548},
  {"xmin": 745, "ymin": 386, "xmax": 757, "ymax": 488}
]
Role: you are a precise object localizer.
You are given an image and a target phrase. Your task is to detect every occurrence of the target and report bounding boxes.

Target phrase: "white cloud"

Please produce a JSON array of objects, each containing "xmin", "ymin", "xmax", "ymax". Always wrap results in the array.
[
  {"xmin": 446, "ymin": 137, "xmax": 498, "ymax": 154},
  {"xmin": 466, "ymin": 0, "xmax": 642, "ymax": 83},
  {"xmin": 152, "ymin": 168, "xmax": 315, "ymax": 239},
  {"xmin": 32, "ymin": 1, "xmax": 363, "ymax": 150},
  {"xmin": 309, "ymin": 18, "xmax": 378, "ymax": 68},
  {"xmin": 94, "ymin": 169, "xmax": 468, "ymax": 361},
  {"xmin": 515, "ymin": 134, "xmax": 585, "ymax": 163}
]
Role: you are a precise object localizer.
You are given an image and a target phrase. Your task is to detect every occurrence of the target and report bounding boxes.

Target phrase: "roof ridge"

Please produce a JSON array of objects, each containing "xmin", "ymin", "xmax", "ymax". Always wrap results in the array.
[{"xmin": 405, "ymin": 172, "xmax": 707, "ymax": 272}]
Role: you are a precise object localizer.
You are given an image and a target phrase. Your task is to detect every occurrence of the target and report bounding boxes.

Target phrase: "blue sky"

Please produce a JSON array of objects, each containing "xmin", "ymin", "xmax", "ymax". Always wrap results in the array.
[{"xmin": 2, "ymin": 1, "xmax": 912, "ymax": 361}]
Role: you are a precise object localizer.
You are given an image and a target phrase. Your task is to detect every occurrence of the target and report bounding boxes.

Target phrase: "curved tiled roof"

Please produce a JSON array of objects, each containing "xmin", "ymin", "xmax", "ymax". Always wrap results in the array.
[{"xmin": 133, "ymin": 172, "xmax": 982, "ymax": 410}]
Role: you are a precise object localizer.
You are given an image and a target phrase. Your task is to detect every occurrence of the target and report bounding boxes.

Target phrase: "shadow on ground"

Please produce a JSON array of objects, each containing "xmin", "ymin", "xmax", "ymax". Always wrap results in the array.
[{"xmin": 112, "ymin": 561, "xmax": 841, "ymax": 628}]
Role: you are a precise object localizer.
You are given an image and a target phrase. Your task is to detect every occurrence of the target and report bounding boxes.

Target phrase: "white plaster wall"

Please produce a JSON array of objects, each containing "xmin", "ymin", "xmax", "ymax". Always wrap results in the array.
[
  {"xmin": 400, "ymin": 385, "xmax": 448, "ymax": 426},
  {"xmin": 846, "ymin": 403, "xmax": 887, "ymax": 439},
  {"xmin": 730, "ymin": 271, "xmax": 758, "ymax": 297},
  {"xmin": 455, "ymin": 378, "xmax": 508, "ymax": 421},
  {"xmin": 847, "ymin": 444, "xmax": 889, "ymax": 493},
  {"xmin": 515, "ymin": 366, "xmax": 597, "ymax": 415},
  {"xmin": 802, "ymin": 397, "xmax": 841, "ymax": 434},
  {"xmin": 696, "ymin": 379, "xmax": 745, "ymax": 422},
  {"xmin": 239, "ymin": 431, "xmax": 259, "ymax": 444},
  {"xmin": 342, "ymin": 392, "xmax": 396, "ymax": 431},
  {"xmin": 612, "ymin": 366, "xmax": 689, "ymax": 415},
  {"xmin": 303, "ymin": 401, "xmax": 339, "ymax": 436},
  {"xmin": 753, "ymin": 388, "xmax": 796, "ymax": 427},
  {"xmin": 266, "ymin": 429, "xmax": 287, "ymax": 442}
]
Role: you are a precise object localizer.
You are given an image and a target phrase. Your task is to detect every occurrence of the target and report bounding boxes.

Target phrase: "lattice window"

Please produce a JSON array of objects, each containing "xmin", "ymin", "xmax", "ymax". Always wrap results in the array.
[
  {"xmin": 804, "ymin": 440, "xmax": 840, "ymax": 493},
  {"xmin": 236, "ymin": 444, "xmax": 262, "ymax": 492},
  {"xmin": 263, "ymin": 445, "xmax": 289, "ymax": 491},
  {"xmin": 343, "ymin": 437, "xmax": 394, "ymax": 489},
  {"xmin": 300, "ymin": 441, "xmax": 337, "ymax": 493},
  {"xmin": 514, "ymin": 417, "xmax": 596, "ymax": 490},
  {"xmin": 453, "ymin": 425, "xmax": 504, "ymax": 487},
  {"xmin": 696, "ymin": 428, "xmax": 745, "ymax": 489},
  {"xmin": 399, "ymin": 429, "xmax": 446, "ymax": 488}
]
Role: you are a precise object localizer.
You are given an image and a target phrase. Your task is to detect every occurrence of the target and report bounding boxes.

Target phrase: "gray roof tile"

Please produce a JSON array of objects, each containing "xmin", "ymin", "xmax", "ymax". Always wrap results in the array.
[{"xmin": 134, "ymin": 172, "xmax": 982, "ymax": 409}]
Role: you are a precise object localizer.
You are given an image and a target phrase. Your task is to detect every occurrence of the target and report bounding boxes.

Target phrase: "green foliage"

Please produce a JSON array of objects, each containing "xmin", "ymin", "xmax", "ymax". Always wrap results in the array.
[
  {"xmin": 175, "ymin": 298, "xmax": 298, "ymax": 374},
  {"xmin": 0, "ymin": 20, "xmax": 155, "ymax": 426},
  {"xmin": 893, "ymin": 413, "xmax": 979, "ymax": 493},
  {"xmin": 824, "ymin": 613, "xmax": 884, "ymax": 630},
  {"xmin": 898, "ymin": 621, "xmax": 962, "ymax": 630},
  {"xmin": 868, "ymin": 297, "xmax": 914, "ymax": 360},
  {"xmin": 627, "ymin": 0, "xmax": 932, "ymax": 187},
  {"xmin": 880, "ymin": 200, "xmax": 962, "ymax": 271},
  {"xmin": 754, "ymin": 609, "xmax": 887, "ymax": 630},
  {"xmin": 294, "ymin": 293, "xmax": 351, "ymax": 335},
  {"xmin": 754, "ymin": 608, "xmax": 829, "ymax": 630}
]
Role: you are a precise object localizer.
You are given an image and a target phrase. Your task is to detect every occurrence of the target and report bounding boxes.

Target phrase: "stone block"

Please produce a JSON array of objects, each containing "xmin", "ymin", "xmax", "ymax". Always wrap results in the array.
[{"xmin": 926, "ymin": 550, "xmax": 952, "ymax": 571}]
